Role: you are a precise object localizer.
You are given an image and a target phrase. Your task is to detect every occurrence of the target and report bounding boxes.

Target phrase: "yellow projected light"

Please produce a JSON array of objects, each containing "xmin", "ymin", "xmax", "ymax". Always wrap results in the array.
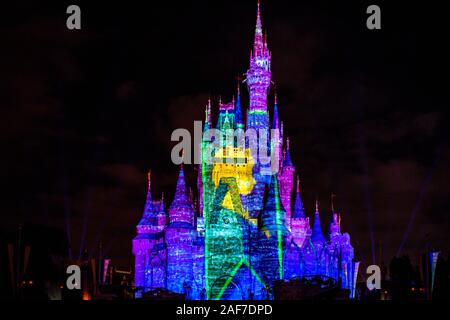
[{"xmin": 212, "ymin": 146, "xmax": 256, "ymax": 213}]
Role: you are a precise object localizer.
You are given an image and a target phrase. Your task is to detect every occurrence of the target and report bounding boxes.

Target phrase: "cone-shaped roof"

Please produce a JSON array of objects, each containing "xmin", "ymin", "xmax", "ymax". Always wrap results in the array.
[
  {"xmin": 292, "ymin": 176, "xmax": 305, "ymax": 219},
  {"xmin": 253, "ymin": 0, "xmax": 264, "ymax": 57},
  {"xmin": 138, "ymin": 171, "xmax": 157, "ymax": 226},
  {"xmin": 311, "ymin": 199, "xmax": 325, "ymax": 243},
  {"xmin": 282, "ymin": 138, "xmax": 294, "ymax": 167},
  {"xmin": 169, "ymin": 164, "xmax": 195, "ymax": 224}
]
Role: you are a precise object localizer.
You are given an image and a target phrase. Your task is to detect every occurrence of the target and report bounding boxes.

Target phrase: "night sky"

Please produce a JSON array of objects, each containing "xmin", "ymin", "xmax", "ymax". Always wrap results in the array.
[{"xmin": 1, "ymin": 0, "xmax": 449, "ymax": 269}]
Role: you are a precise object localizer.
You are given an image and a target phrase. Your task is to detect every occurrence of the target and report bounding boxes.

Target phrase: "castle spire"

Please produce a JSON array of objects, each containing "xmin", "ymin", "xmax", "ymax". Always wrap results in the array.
[
  {"xmin": 272, "ymin": 91, "xmax": 279, "ymax": 129},
  {"xmin": 292, "ymin": 175, "xmax": 305, "ymax": 219},
  {"xmin": 311, "ymin": 198, "xmax": 325, "ymax": 242},
  {"xmin": 138, "ymin": 170, "xmax": 156, "ymax": 227},
  {"xmin": 144, "ymin": 170, "xmax": 153, "ymax": 214},
  {"xmin": 331, "ymin": 193, "xmax": 336, "ymax": 213},
  {"xmin": 235, "ymin": 79, "xmax": 243, "ymax": 127},
  {"xmin": 207, "ymin": 97, "xmax": 212, "ymax": 127},
  {"xmin": 253, "ymin": 0, "xmax": 264, "ymax": 57},
  {"xmin": 204, "ymin": 106, "xmax": 209, "ymax": 131},
  {"xmin": 283, "ymin": 137, "xmax": 294, "ymax": 167},
  {"xmin": 159, "ymin": 192, "xmax": 166, "ymax": 213},
  {"xmin": 246, "ymin": 0, "xmax": 271, "ymax": 116},
  {"xmin": 169, "ymin": 163, "xmax": 195, "ymax": 224},
  {"xmin": 147, "ymin": 170, "xmax": 152, "ymax": 194}
]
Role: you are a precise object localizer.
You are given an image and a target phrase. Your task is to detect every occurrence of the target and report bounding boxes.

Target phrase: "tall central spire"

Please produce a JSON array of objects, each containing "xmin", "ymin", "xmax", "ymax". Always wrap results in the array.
[
  {"xmin": 246, "ymin": 0, "xmax": 272, "ymax": 118},
  {"xmin": 253, "ymin": 0, "xmax": 264, "ymax": 57}
]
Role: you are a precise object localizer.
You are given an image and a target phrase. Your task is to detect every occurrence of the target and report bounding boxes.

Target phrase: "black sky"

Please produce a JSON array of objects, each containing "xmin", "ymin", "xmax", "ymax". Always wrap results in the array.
[{"xmin": 1, "ymin": 0, "xmax": 449, "ymax": 269}]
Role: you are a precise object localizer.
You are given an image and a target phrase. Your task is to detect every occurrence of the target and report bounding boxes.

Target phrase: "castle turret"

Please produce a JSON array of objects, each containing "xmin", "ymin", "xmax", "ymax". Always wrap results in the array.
[
  {"xmin": 133, "ymin": 172, "xmax": 166, "ymax": 295},
  {"xmin": 166, "ymin": 164, "xmax": 196, "ymax": 294},
  {"xmin": 290, "ymin": 176, "xmax": 310, "ymax": 248},
  {"xmin": 279, "ymin": 138, "xmax": 295, "ymax": 218}
]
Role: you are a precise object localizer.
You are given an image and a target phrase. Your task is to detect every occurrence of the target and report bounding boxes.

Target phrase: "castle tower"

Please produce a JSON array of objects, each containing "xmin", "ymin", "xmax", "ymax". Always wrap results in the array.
[
  {"xmin": 166, "ymin": 164, "xmax": 196, "ymax": 294},
  {"xmin": 245, "ymin": 2, "xmax": 273, "ymax": 216},
  {"xmin": 132, "ymin": 172, "xmax": 167, "ymax": 295},
  {"xmin": 148, "ymin": 197, "xmax": 168, "ymax": 289},
  {"xmin": 246, "ymin": 1, "xmax": 271, "ymax": 122}
]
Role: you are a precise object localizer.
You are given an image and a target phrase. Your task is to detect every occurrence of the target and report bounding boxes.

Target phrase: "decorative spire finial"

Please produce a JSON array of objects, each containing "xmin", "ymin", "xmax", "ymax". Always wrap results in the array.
[
  {"xmin": 236, "ymin": 74, "xmax": 242, "ymax": 95},
  {"xmin": 235, "ymin": 77, "xmax": 243, "ymax": 127},
  {"xmin": 296, "ymin": 175, "xmax": 300, "ymax": 193},
  {"xmin": 264, "ymin": 32, "xmax": 268, "ymax": 50},
  {"xmin": 272, "ymin": 93, "xmax": 279, "ymax": 129},
  {"xmin": 257, "ymin": 0, "xmax": 262, "ymax": 28},
  {"xmin": 331, "ymin": 193, "xmax": 336, "ymax": 212},
  {"xmin": 315, "ymin": 196, "xmax": 319, "ymax": 212}
]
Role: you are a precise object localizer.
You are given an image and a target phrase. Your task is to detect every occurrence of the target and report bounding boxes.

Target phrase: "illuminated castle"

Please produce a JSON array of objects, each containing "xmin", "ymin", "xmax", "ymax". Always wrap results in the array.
[{"xmin": 133, "ymin": 2, "xmax": 357, "ymax": 300}]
